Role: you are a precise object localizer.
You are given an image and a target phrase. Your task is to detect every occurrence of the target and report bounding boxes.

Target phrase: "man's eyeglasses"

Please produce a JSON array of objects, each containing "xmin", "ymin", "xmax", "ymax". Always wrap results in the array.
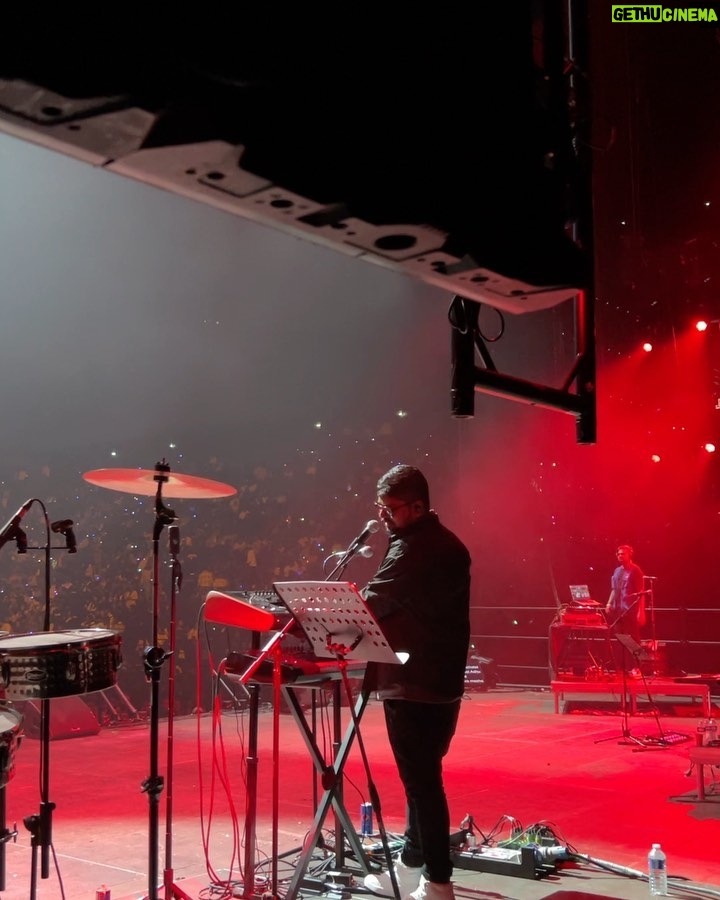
[{"xmin": 375, "ymin": 500, "xmax": 411, "ymax": 517}]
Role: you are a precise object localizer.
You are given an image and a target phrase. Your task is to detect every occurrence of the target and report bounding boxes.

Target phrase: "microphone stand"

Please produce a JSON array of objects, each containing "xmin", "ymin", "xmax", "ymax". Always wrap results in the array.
[
  {"xmin": 17, "ymin": 500, "xmax": 77, "ymax": 900},
  {"xmin": 606, "ymin": 591, "xmax": 650, "ymax": 671},
  {"xmin": 326, "ymin": 541, "xmax": 367, "ymax": 582},
  {"xmin": 644, "ymin": 577, "xmax": 658, "ymax": 653},
  {"xmin": 596, "ymin": 595, "xmax": 650, "ymax": 749}
]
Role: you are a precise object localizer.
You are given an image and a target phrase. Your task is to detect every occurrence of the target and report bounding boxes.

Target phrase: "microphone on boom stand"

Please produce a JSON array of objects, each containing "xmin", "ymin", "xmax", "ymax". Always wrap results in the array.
[
  {"xmin": 0, "ymin": 499, "xmax": 33, "ymax": 553},
  {"xmin": 324, "ymin": 520, "xmax": 380, "ymax": 579}
]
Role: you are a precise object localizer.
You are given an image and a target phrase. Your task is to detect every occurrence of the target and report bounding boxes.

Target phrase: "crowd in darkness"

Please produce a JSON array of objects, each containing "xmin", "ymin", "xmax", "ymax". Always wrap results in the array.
[{"xmin": 0, "ymin": 419, "xmax": 456, "ymax": 715}]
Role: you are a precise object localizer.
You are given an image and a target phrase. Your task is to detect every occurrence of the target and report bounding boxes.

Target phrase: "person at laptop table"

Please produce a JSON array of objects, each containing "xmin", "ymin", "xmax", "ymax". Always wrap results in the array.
[
  {"xmin": 606, "ymin": 544, "xmax": 646, "ymax": 675},
  {"xmin": 361, "ymin": 465, "xmax": 471, "ymax": 900}
]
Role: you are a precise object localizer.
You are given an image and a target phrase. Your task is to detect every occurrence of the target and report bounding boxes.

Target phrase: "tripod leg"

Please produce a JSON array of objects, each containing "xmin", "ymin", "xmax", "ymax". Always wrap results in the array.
[
  {"xmin": 336, "ymin": 677, "xmax": 400, "ymax": 900},
  {"xmin": 282, "ymin": 686, "xmax": 372, "ymax": 900}
]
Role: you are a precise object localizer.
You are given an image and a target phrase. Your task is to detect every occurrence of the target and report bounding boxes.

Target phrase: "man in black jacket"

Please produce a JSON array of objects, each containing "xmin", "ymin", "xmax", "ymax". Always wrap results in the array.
[{"xmin": 362, "ymin": 465, "xmax": 471, "ymax": 900}]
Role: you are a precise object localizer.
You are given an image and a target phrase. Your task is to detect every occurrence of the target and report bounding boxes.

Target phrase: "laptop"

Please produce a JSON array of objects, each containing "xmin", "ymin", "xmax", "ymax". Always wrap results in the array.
[{"xmin": 569, "ymin": 585, "xmax": 600, "ymax": 607}]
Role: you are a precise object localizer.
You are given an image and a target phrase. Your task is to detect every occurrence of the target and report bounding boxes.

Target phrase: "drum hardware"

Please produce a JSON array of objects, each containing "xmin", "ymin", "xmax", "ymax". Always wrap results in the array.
[
  {"xmin": 95, "ymin": 683, "xmax": 142, "ymax": 725},
  {"xmin": 83, "ymin": 459, "xmax": 236, "ymax": 900},
  {"xmin": 0, "ymin": 497, "xmax": 83, "ymax": 899},
  {"xmin": 0, "ymin": 630, "xmax": 122, "ymax": 701},
  {"xmin": 0, "ymin": 704, "xmax": 23, "ymax": 891}
]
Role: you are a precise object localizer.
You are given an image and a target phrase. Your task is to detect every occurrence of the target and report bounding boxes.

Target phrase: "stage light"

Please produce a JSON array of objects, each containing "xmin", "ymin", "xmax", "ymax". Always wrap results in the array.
[
  {"xmin": 651, "ymin": 454, "xmax": 661, "ymax": 463},
  {"xmin": 696, "ymin": 320, "xmax": 708, "ymax": 332},
  {"xmin": 642, "ymin": 342, "xmax": 653, "ymax": 353},
  {"xmin": 704, "ymin": 443, "xmax": 716, "ymax": 453}
]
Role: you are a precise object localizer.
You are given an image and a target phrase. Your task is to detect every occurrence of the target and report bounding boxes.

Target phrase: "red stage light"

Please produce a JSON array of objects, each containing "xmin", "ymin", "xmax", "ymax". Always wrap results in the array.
[
  {"xmin": 704, "ymin": 443, "xmax": 716, "ymax": 453},
  {"xmin": 651, "ymin": 454, "xmax": 661, "ymax": 463},
  {"xmin": 696, "ymin": 320, "xmax": 709, "ymax": 332},
  {"xmin": 642, "ymin": 342, "xmax": 653, "ymax": 352}
]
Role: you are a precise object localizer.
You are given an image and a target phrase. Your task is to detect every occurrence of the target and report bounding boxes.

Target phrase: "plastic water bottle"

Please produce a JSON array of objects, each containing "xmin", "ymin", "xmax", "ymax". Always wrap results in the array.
[
  {"xmin": 648, "ymin": 844, "xmax": 667, "ymax": 896},
  {"xmin": 697, "ymin": 719, "xmax": 707, "ymax": 746}
]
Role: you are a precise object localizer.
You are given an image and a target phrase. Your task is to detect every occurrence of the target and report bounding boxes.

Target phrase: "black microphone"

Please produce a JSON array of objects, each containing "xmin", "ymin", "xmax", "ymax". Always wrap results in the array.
[
  {"xmin": 0, "ymin": 499, "xmax": 33, "ymax": 551},
  {"xmin": 51, "ymin": 519, "xmax": 77, "ymax": 553},
  {"xmin": 51, "ymin": 519, "xmax": 73, "ymax": 533},
  {"xmin": 330, "ymin": 545, "xmax": 374, "ymax": 559},
  {"xmin": 349, "ymin": 519, "xmax": 380, "ymax": 550},
  {"xmin": 169, "ymin": 524, "xmax": 180, "ymax": 557}
]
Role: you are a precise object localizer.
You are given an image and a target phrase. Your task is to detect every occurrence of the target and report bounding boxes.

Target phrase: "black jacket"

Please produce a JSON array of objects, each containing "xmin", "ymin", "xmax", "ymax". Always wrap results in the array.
[{"xmin": 362, "ymin": 511, "xmax": 471, "ymax": 702}]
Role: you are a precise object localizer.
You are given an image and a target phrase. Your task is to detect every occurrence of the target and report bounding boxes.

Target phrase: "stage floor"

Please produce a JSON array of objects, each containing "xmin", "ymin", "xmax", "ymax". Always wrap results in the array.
[{"xmin": 1, "ymin": 686, "xmax": 718, "ymax": 899}]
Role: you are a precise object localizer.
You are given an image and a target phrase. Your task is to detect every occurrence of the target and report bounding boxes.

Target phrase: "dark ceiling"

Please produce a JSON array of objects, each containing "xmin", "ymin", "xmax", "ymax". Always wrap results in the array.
[{"xmin": 0, "ymin": 3, "xmax": 589, "ymax": 314}]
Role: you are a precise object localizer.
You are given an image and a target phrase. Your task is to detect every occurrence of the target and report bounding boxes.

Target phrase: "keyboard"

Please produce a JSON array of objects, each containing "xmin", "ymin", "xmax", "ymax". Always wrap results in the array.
[{"xmin": 224, "ymin": 649, "xmax": 366, "ymax": 685}]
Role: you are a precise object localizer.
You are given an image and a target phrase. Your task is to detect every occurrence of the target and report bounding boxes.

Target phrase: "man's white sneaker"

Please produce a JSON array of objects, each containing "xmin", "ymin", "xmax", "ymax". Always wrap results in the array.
[
  {"xmin": 406, "ymin": 877, "xmax": 455, "ymax": 900},
  {"xmin": 364, "ymin": 859, "xmax": 423, "ymax": 896}
]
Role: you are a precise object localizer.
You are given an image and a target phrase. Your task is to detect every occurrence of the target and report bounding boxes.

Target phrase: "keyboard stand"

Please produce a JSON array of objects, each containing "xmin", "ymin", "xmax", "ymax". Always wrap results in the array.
[
  {"xmin": 282, "ymin": 682, "xmax": 371, "ymax": 900},
  {"xmin": 274, "ymin": 580, "xmax": 409, "ymax": 900}
]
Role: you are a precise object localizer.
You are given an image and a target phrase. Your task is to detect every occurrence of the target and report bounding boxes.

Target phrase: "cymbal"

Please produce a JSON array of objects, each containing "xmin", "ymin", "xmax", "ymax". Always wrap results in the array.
[{"xmin": 83, "ymin": 468, "xmax": 237, "ymax": 499}]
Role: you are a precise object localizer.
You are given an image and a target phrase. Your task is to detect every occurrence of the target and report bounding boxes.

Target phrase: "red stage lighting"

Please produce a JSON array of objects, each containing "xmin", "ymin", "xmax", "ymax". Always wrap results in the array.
[
  {"xmin": 642, "ymin": 342, "xmax": 653, "ymax": 353},
  {"xmin": 651, "ymin": 454, "xmax": 661, "ymax": 463},
  {"xmin": 704, "ymin": 442, "xmax": 716, "ymax": 453},
  {"xmin": 696, "ymin": 320, "xmax": 709, "ymax": 332}
]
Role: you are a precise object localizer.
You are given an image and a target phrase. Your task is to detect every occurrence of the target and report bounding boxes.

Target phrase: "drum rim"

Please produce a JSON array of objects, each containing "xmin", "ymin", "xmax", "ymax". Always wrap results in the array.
[{"xmin": 0, "ymin": 628, "xmax": 119, "ymax": 648}]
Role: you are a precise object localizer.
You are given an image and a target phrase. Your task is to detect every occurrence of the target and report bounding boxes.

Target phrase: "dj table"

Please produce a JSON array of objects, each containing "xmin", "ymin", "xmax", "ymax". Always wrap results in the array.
[{"xmin": 548, "ymin": 621, "xmax": 614, "ymax": 678}]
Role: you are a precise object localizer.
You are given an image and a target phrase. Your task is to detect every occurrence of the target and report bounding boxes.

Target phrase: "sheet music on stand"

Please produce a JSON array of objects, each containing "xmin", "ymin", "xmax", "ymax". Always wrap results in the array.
[{"xmin": 272, "ymin": 580, "xmax": 407, "ymax": 665}]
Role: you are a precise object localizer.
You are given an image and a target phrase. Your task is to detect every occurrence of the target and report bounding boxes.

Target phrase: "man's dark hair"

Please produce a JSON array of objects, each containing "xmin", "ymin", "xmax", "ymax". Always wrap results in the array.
[{"xmin": 377, "ymin": 465, "xmax": 430, "ymax": 507}]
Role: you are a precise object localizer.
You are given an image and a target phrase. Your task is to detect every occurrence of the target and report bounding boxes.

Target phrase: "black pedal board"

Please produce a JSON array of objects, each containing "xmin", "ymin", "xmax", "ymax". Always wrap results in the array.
[{"xmin": 451, "ymin": 846, "xmax": 552, "ymax": 880}]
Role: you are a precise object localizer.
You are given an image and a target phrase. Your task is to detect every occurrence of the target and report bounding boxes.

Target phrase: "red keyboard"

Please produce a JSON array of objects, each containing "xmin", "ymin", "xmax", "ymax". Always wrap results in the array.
[{"xmin": 224, "ymin": 649, "xmax": 366, "ymax": 685}]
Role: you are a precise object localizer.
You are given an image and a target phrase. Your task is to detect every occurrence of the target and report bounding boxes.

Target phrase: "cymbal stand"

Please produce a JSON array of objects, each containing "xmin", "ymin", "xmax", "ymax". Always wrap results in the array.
[
  {"xmin": 140, "ymin": 461, "xmax": 193, "ymax": 900},
  {"xmin": 19, "ymin": 500, "xmax": 77, "ymax": 900}
]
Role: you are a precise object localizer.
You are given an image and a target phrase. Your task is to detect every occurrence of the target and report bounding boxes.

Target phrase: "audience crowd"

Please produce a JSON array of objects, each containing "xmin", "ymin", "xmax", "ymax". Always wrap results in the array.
[{"xmin": 0, "ymin": 421, "xmax": 454, "ymax": 715}]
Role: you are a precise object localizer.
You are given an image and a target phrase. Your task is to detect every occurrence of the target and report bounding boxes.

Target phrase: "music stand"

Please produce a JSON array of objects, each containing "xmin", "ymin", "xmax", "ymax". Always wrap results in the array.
[
  {"xmin": 273, "ymin": 580, "xmax": 407, "ymax": 900},
  {"xmin": 593, "ymin": 631, "xmax": 648, "ymax": 749},
  {"xmin": 274, "ymin": 581, "xmax": 404, "ymax": 667},
  {"xmin": 615, "ymin": 634, "xmax": 689, "ymax": 749}
]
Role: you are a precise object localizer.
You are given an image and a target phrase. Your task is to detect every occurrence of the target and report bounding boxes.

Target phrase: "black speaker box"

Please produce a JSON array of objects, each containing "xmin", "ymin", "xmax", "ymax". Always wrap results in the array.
[
  {"xmin": 17, "ymin": 696, "xmax": 101, "ymax": 740},
  {"xmin": 465, "ymin": 654, "xmax": 498, "ymax": 692}
]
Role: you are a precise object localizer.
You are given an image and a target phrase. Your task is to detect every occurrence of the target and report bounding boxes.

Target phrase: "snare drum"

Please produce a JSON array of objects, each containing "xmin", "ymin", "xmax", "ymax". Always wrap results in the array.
[
  {"xmin": 0, "ymin": 629, "xmax": 122, "ymax": 700},
  {"xmin": 0, "ymin": 704, "xmax": 23, "ymax": 786}
]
